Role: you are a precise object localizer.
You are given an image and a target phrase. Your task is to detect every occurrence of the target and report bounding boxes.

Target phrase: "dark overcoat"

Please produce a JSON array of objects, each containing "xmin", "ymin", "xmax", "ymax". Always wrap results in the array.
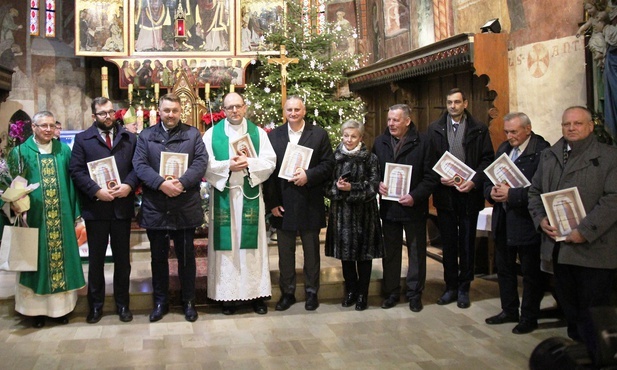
[
  {"xmin": 263, "ymin": 123, "xmax": 335, "ymax": 231},
  {"xmin": 372, "ymin": 123, "xmax": 439, "ymax": 222},
  {"xmin": 132, "ymin": 122, "xmax": 208, "ymax": 230},
  {"xmin": 324, "ymin": 143, "xmax": 384, "ymax": 261},
  {"xmin": 483, "ymin": 132, "xmax": 550, "ymax": 246},
  {"xmin": 428, "ymin": 110, "xmax": 494, "ymax": 213},
  {"xmin": 69, "ymin": 123, "xmax": 139, "ymax": 220}
]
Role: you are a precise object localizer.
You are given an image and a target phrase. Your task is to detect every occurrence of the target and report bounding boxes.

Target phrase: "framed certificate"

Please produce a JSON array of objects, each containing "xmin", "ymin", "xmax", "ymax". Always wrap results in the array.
[
  {"xmin": 159, "ymin": 152, "xmax": 188, "ymax": 180},
  {"xmin": 541, "ymin": 187, "xmax": 587, "ymax": 242},
  {"xmin": 382, "ymin": 162, "xmax": 412, "ymax": 201},
  {"xmin": 484, "ymin": 153, "xmax": 531, "ymax": 188},
  {"xmin": 278, "ymin": 143, "xmax": 313, "ymax": 180},
  {"xmin": 432, "ymin": 151, "xmax": 476, "ymax": 187},
  {"xmin": 87, "ymin": 156, "xmax": 121, "ymax": 189},
  {"xmin": 230, "ymin": 133, "xmax": 257, "ymax": 158}
]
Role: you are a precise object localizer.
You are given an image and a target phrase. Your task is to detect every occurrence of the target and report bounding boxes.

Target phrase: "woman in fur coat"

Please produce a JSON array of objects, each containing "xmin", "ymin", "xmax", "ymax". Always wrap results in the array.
[{"xmin": 324, "ymin": 120, "xmax": 384, "ymax": 310}]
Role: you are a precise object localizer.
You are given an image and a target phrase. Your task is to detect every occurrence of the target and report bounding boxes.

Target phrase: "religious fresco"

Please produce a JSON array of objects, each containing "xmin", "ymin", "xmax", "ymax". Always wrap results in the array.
[
  {"xmin": 108, "ymin": 57, "xmax": 253, "ymax": 88},
  {"xmin": 326, "ymin": 0, "xmax": 357, "ymax": 56},
  {"xmin": 238, "ymin": 0, "xmax": 284, "ymax": 54},
  {"xmin": 0, "ymin": 2, "xmax": 28, "ymax": 71},
  {"xmin": 382, "ymin": 0, "xmax": 409, "ymax": 38},
  {"xmin": 75, "ymin": 0, "xmax": 128, "ymax": 56}
]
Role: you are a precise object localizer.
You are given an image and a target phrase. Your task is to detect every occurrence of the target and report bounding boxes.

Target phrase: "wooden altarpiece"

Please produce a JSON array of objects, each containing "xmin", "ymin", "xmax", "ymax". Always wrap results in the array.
[{"xmin": 170, "ymin": 69, "xmax": 208, "ymax": 132}]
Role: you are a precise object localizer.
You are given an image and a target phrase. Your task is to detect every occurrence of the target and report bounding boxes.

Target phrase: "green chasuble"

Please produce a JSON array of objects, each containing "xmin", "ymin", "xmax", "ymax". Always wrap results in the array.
[
  {"xmin": 9, "ymin": 137, "xmax": 85, "ymax": 295},
  {"xmin": 211, "ymin": 120, "xmax": 260, "ymax": 250}
]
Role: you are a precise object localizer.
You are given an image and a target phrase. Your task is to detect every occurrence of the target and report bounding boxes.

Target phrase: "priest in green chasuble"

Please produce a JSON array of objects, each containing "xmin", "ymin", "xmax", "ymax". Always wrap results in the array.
[
  {"xmin": 203, "ymin": 92, "xmax": 276, "ymax": 315},
  {"xmin": 7, "ymin": 111, "xmax": 85, "ymax": 328}
]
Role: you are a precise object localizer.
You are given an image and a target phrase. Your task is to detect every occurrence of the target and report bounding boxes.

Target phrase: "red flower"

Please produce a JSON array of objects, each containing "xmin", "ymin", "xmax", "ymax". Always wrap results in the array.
[
  {"xmin": 202, "ymin": 110, "xmax": 226, "ymax": 126},
  {"xmin": 115, "ymin": 109, "xmax": 127, "ymax": 121}
]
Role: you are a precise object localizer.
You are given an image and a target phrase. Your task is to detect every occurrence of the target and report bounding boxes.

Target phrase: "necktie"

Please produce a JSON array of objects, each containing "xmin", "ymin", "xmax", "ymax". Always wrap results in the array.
[
  {"xmin": 563, "ymin": 144, "xmax": 569, "ymax": 165},
  {"xmin": 511, "ymin": 147, "xmax": 519, "ymax": 161},
  {"xmin": 105, "ymin": 132, "xmax": 112, "ymax": 149},
  {"xmin": 452, "ymin": 123, "xmax": 459, "ymax": 132}
]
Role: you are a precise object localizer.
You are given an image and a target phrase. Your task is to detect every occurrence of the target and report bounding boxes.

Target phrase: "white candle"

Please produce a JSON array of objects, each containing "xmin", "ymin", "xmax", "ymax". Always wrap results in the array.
[
  {"xmin": 136, "ymin": 107, "xmax": 144, "ymax": 132},
  {"xmin": 229, "ymin": 84, "xmax": 235, "ymax": 93},
  {"xmin": 128, "ymin": 83, "xmax": 133, "ymax": 102},
  {"xmin": 154, "ymin": 83, "xmax": 159, "ymax": 101},
  {"xmin": 205, "ymin": 82, "xmax": 210, "ymax": 100},
  {"xmin": 149, "ymin": 107, "xmax": 157, "ymax": 126},
  {"xmin": 101, "ymin": 67, "xmax": 109, "ymax": 98}
]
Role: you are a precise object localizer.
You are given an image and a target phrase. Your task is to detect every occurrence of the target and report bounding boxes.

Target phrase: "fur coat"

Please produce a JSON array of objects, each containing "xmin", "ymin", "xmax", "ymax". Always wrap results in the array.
[{"xmin": 324, "ymin": 142, "xmax": 384, "ymax": 261}]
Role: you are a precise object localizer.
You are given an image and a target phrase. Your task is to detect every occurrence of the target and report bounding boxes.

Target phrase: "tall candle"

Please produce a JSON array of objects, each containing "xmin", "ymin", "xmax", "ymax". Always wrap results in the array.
[
  {"xmin": 101, "ymin": 67, "xmax": 109, "ymax": 98},
  {"xmin": 149, "ymin": 106, "xmax": 157, "ymax": 126},
  {"xmin": 154, "ymin": 83, "xmax": 159, "ymax": 101},
  {"xmin": 128, "ymin": 83, "xmax": 133, "ymax": 102},
  {"xmin": 229, "ymin": 84, "xmax": 235, "ymax": 93},
  {"xmin": 205, "ymin": 82, "xmax": 210, "ymax": 100},
  {"xmin": 136, "ymin": 107, "xmax": 144, "ymax": 133}
]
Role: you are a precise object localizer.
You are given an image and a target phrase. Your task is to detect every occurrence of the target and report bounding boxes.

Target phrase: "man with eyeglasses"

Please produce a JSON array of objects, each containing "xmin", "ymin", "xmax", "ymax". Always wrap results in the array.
[
  {"xmin": 7, "ymin": 111, "xmax": 85, "ymax": 328},
  {"xmin": 202, "ymin": 92, "xmax": 276, "ymax": 315},
  {"xmin": 133, "ymin": 93, "xmax": 208, "ymax": 322},
  {"xmin": 263, "ymin": 96, "xmax": 335, "ymax": 311},
  {"xmin": 528, "ymin": 106, "xmax": 617, "ymax": 354},
  {"xmin": 69, "ymin": 97, "xmax": 139, "ymax": 324}
]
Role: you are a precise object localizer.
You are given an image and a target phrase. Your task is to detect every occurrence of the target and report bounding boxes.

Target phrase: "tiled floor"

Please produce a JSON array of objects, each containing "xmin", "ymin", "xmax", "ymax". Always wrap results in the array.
[{"xmin": 0, "ymin": 235, "xmax": 568, "ymax": 369}]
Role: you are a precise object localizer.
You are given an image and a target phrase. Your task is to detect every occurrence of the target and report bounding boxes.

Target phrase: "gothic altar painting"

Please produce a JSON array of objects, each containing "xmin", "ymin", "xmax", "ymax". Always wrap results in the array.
[
  {"xmin": 131, "ymin": 0, "xmax": 234, "ymax": 55},
  {"xmin": 382, "ymin": 0, "xmax": 410, "ymax": 38},
  {"xmin": 238, "ymin": 0, "xmax": 285, "ymax": 55},
  {"xmin": 75, "ymin": 0, "xmax": 128, "ymax": 56},
  {"xmin": 326, "ymin": 0, "xmax": 358, "ymax": 56},
  {"xmin": 108, "ymin": 57, "xmax": 252, "ymax": 88}
]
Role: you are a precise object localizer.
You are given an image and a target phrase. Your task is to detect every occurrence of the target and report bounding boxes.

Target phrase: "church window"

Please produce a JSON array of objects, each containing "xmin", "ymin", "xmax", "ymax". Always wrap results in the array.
[{"xmin": 29, "ymin": 0, "xmax": 56, "ymax": 37}]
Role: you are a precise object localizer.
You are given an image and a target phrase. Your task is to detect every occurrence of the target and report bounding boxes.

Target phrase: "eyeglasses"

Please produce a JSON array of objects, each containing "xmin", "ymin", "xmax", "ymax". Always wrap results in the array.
[
  {"xmin": 34, "ymin": 124, "xmax": 55, "ymax": 130},
  {"xmin": 95, "ymin": 110, "xmax": 116, "ymax": 118},
  {"xmin": 224, "ymin": 104, "xmax": 245, "ymax": 111}
]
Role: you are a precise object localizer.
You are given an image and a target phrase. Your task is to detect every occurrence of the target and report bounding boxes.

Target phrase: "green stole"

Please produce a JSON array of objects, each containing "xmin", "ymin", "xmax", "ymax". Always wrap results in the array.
[{"xmin": 211, "ymin": 120, "xmax": 260, "ymax": 250}]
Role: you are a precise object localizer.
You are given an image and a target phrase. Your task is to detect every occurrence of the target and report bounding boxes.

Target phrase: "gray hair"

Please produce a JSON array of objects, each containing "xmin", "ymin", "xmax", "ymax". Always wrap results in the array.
[
  {"xmin": 503, "ymin": 112, "xmax": 531, "ymax": 127},
  {"xmin": 341, "ymin": 119, "xmax": 364, "ymax": 136},
  {"xmin": 389, "ymin": 104, "xmax": 411, "ymax": 118},
  {"xmin": 32, "ymin": 111, "xmax": 55, "ymax": 125}
]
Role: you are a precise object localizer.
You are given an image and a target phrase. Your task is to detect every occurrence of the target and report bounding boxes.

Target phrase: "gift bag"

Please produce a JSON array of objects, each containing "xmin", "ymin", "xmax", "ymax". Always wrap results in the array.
[{"xmin": 0, "ymin": 217, "xmax": 38, "ymax": 272}]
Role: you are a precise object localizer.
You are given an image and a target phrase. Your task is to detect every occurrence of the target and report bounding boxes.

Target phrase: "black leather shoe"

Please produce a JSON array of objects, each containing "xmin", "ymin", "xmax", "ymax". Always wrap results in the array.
[
  {"xmin": 149, "ymin": 303, "xmax": 169, "ymax": 322},
  {"xmin": 117, "ymin": 306, "xmax": 133, "ymax": 322},
  {"xmin": 381, "ymin": 295, "xmax": 399, "ymax": 309},
  {"xmin": 86, "ymin": 307, "xmax": 103, "ymax": 324},
  {"xmin": 457, "ymin": 291, "xmax": 470, "ymax": 309},
  {"xmin": 184, "ymin": 301, "xmax": 198, "ymax": 322},
  {"xmin": 252, "ymin": 299, "xmax": 268, "ymax": 315},
  {"xmin": 355, "ymin": 294, "xmax": 368, "ymax": 311},
  {"xmin": 512, "ymin": 320, "xmax": 538, "ymax": 334},
  {"xmin": 485, "ymin": 311, "xmax": 519, "ymax": 325},
  {"xmin": 342, "ymin": 292, "xmax": 357, "ymax": 307},
  {"xmin": 437, "ymin": 290, "xmax": 458, "ymax": 305},
  {"xmin": 275, "ymin": 294, "xmax": 296, "ymax": 311},
  {"xmin": 409, "ymin": 297, "xmax": 423, "ymax": 312},
  {"xmin": 222, "ymin": 303, "xmax": 237, "ymax": 315},
  {"xmin": 32, "ymin": 316, "xmax": 45, "ymax": 328},
  {"xmin": 55, "ymin": 314, "xmax": 69, "ymax": 325},
  {"xmin": 305, "ymin": 292, "xmax": 319, "ymax": 311}
]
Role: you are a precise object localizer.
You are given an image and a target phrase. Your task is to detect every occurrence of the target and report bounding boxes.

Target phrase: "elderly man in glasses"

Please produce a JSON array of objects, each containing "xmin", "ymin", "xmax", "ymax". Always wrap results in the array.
[
  {"xmin": 69, "ymin": 97, "xmax": 139, "ymax": 324},
  {"xmin": 6, "ymin": 111, "xmax": 85, "ymax": 328}
]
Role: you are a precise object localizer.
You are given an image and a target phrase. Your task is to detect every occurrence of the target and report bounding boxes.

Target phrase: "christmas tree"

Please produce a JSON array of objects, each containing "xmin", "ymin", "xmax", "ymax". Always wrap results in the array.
[{"xmin": 243, "ymin": 0, "xmax": 366, "ymax": 145}]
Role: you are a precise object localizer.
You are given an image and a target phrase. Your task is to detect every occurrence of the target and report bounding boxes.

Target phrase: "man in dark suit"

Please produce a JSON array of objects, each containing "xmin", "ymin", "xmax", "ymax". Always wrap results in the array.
[
  {"xmin": 483, "ymin": 112, "xmax": 550, "ymax": 334},
  {"xmin": 69, "ymin": 97, "xmax": 139, "ymax": 323},
  {"xmin": 428, "ymin": 88, "xmax": 494, "ymax": 309},
  {"xmin": 263, "ymin": 96, "xmax": 335, "ymax": 311}
]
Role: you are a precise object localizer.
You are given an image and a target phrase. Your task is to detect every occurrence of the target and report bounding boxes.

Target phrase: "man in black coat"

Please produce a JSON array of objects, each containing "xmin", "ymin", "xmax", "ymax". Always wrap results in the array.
[
  {"xmin": 483, "ymin": 112, "xmax": 550, "ymax": 334},
  {"xmin": 133, "ymin": 93, "xmax": 208, "ymax": 323},
  {"xmin": 372, "ymin": 104, "xmax": 438, "ymax": 312},
  {"xmin": 263, "ymin": 96, "xmax": 335, "ymax": 311},
  {"xmin": 69, "ymin": 97, "xmax": 139, "ymax": 323},
  {"xmin": 428, "ymin": 88, "xmax": 494, "ymax": 308}
]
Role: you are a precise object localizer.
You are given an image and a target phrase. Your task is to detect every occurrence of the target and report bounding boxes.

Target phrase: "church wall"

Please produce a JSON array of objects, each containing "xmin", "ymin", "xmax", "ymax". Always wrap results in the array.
[{"xmin": 362, "ymin": 0, "xmax": 589, "ymax": 145}]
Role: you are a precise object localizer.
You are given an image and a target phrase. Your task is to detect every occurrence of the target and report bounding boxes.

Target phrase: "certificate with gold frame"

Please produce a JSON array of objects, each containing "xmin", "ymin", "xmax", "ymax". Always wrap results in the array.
[
  {"xmin": 432, "ymin": 151, "xmax": 476, "ymax": 187},
  {"xmin": 75, "ymin": 0, "xmax": 129, "ymax": 56}
]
